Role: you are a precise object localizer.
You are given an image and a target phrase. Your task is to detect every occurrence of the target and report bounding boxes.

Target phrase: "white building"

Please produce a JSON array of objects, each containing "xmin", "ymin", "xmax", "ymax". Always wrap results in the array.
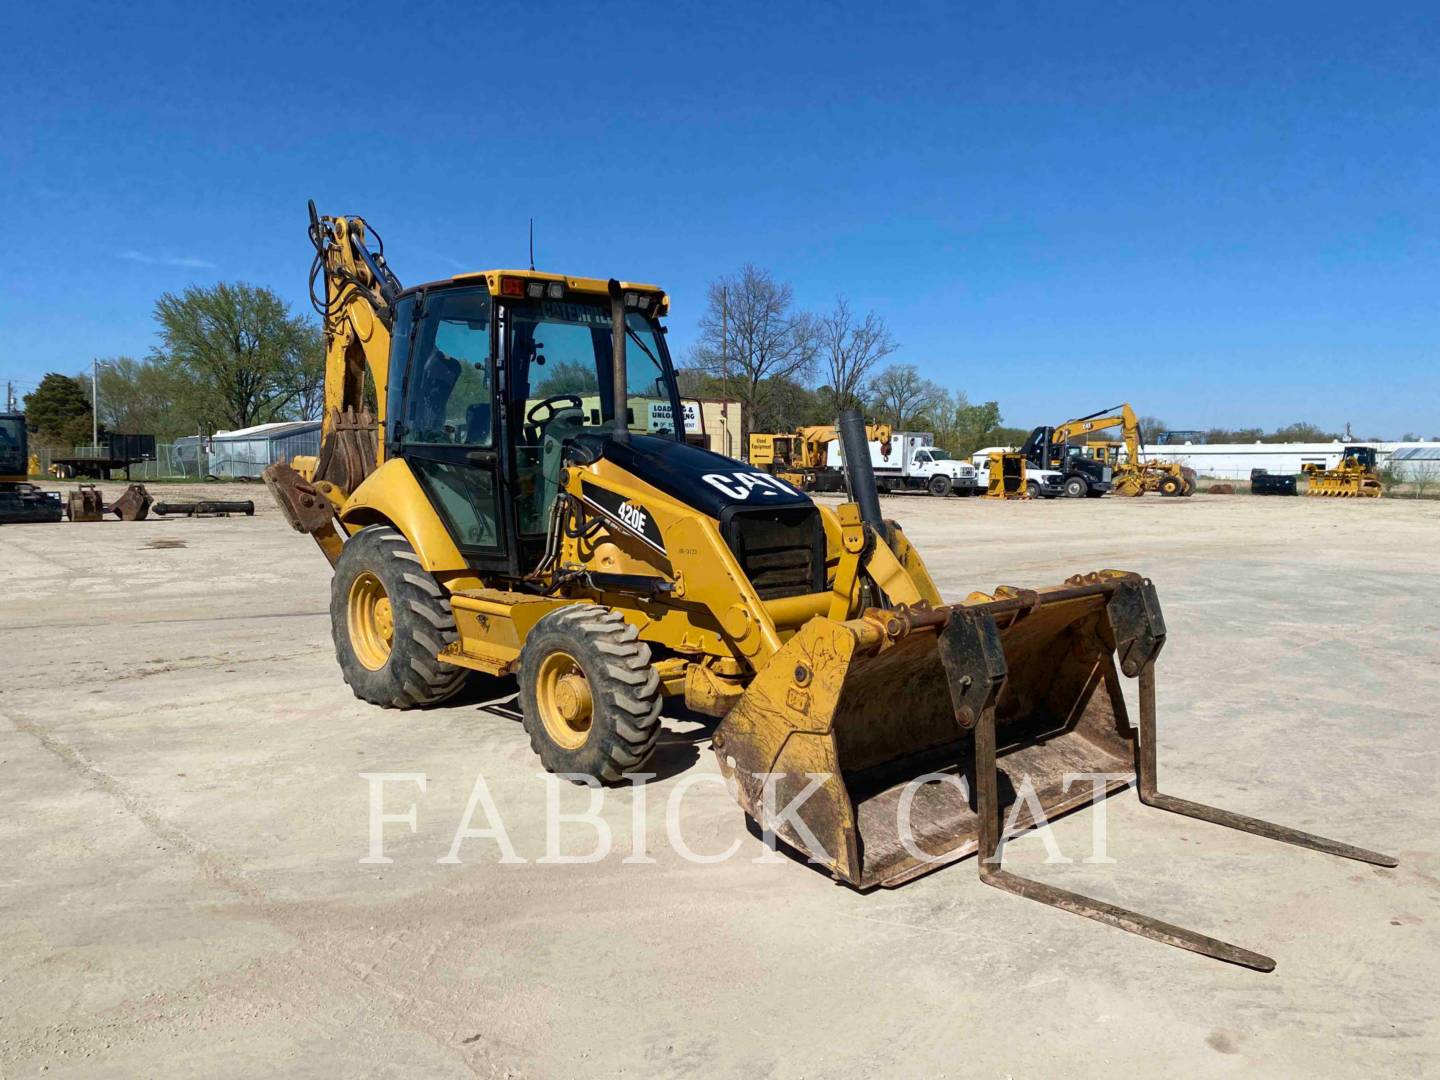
[{"xmin": 1133, "ymin": 440, "xmax": 1438, "ymax": 480}]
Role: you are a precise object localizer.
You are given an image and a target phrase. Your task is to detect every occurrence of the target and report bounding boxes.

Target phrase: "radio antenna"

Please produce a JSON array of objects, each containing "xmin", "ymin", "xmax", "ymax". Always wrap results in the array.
[{"xmin": 529, "ymin": 218, "xmax": 535, "ymax": 271}]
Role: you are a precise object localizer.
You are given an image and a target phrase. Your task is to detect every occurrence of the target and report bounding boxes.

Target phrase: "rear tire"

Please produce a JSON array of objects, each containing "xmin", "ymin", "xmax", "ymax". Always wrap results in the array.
[
  {"xmin": 928, "ymin": 475, "xmax": 951, "ymax": 497},
  {"xmin": 331, "ymin": 525, "xmax": 469, "ymax": 709},
  {"xmin": 1026, "ymin": 481, "xmax": 1040, "ymax": 499},
  {"xmin": 519, "ymin": 605, "xmax": 663, "ymax": 783},
  {"xmin": 1159, "ymin": 475, "xmax": 1184, "ymax": 497},
  {"xmin": 1063, "ymin": 476, "xmax": 1088, "ymax": 498}
]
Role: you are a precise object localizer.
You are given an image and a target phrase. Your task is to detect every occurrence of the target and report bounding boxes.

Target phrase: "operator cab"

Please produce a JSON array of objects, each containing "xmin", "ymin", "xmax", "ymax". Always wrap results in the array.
[
  {"xmin": 1343, "ymin": 446, "xmax": 1377, "ymax": 470},
  {"xmin": 0, "ymin": 413, "xmax": 28, "ymax": 483},
  {"xmin": 383, "ymin": 273, "xmax": 682, "ymax": 577}
]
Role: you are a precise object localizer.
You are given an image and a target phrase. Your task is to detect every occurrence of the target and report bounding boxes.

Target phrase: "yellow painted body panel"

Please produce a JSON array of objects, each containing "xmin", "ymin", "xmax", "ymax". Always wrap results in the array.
[{"xmin": 339, "ymin": 457, "xmax": 470, "ymax": 573}]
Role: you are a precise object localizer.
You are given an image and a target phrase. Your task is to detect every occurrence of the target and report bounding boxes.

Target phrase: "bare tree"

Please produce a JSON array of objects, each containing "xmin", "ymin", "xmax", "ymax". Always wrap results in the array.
[
  {"xmin": 868, "ymin": 364, "xmax": 946, "ymax": 428},
  {"xmin": 692, "ymin": 266, "xmax": 817, "ymax": 437},
  {"xmin": 1412, "ymin": 462, "xmax": 1439, "ymax": 499},
  {"xmin": 818, "ymin": 297, "xmax": 896, "ymax": 416}
]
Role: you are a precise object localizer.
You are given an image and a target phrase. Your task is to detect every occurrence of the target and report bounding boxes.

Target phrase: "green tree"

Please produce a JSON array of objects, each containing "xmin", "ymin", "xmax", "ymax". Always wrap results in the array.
[
  {"xmin": 152, "ymin": 282, "xmax": 320, "ymax": 431},
  {"xmin": 1267, "ymin": 421, "xmax": 1338, "ymax": 443},
  {"xmin": 22, "ymin": 372, "xmax": 93, "ymax": 446},
  {"xmin": 94, "ymin": 356, "xmax": 210, "ymax": 439}
]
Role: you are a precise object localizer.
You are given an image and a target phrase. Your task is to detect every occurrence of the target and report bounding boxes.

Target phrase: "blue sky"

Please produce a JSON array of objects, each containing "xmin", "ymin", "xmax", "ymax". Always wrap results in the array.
[{"xmin": 2, "ymin": 1, "xmax": 1436, "ymax": 435}]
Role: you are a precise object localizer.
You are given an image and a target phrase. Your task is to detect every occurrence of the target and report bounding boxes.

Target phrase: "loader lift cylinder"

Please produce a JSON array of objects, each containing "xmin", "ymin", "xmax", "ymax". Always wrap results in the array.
[
  {"xmin": 838, "ymin": 408, "xmax": 883, "ymax": 529},
  {"xmin": 607, "ymin": 279, "xmax": 629, "ymax": 446}
]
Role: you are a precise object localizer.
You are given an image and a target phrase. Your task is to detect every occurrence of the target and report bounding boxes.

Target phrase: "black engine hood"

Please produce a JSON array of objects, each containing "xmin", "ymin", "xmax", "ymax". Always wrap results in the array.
[{"xmin": 570, "ymin": 433, "xmax": 812, "ymax": 519}]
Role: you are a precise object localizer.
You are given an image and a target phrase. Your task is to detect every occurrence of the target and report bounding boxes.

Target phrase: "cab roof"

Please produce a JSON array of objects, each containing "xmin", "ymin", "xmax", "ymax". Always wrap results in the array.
[{"xmin": 397, "ymin": 270, "xmax": 669, "ymax": 315}]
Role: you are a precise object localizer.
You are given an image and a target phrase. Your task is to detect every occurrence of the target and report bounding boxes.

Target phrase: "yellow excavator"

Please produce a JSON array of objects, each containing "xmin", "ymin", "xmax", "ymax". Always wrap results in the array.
[
  {"xmin": 266, "ymin": 204, "xmax": 1394, "ymax": 971},
  {"xmin": 749, "ymin": 422, "xmax": 892, "ymax": 491},
  {"xmin": 0, "ymin": 413, "xmax": 63, "ymax": 524},
  {"xmin": 1050, "ymin": 404, "xmax": 1196, "ymax": 497}
]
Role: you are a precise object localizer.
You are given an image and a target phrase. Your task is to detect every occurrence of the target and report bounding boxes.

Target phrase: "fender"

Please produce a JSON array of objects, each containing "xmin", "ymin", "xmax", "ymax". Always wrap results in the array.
[{"xmin": 339, "ymin": 457, "xmax": 469, "ymax": 573}]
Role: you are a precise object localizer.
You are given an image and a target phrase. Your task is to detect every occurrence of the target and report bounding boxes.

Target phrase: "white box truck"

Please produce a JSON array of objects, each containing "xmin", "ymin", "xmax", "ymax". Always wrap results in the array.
[{"xmin": 828, "ymin": 431, "xmax": 978, "ymax": 496}]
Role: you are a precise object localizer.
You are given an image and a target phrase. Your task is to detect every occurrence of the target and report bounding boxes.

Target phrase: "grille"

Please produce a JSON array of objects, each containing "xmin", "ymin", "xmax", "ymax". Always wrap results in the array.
[{"xmin": 722, "ymin": 507, "xmax": 824, "ymax": 601}]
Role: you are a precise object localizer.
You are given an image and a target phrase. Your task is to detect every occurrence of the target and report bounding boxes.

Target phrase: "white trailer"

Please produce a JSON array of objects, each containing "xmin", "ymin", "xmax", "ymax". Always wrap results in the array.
[{"xmin": 828, "ymin": 431, "xmax": 978, "ymax": 496}]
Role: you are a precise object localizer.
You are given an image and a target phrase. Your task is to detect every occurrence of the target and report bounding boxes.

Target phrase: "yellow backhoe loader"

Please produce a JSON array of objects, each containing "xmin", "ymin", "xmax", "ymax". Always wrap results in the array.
[
  {"xmin": 1049, "ymin": 404, "xmax": 1196, "ymax": 496},
  {"xmin": 266, "ymin": 204, "xmax": 1394, "ymax": 971},
  {"xmin": 1303, "ymin": 446, "xmax": 1383, "ymax": 498}
]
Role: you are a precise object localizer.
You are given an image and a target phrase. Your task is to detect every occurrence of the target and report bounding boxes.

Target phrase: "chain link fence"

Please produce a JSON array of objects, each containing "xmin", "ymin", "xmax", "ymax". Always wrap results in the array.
[{"xmin": 31, "ymin": 443, "xmax": 210, "ymax": 481}]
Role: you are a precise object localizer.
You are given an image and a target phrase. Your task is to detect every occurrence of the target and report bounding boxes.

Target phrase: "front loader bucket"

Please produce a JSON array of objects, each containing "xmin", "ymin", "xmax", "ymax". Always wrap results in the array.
[
  {"xmin": 715, "ymin": 572, "xmax": 1142, "ymax": 889},
  {"xmin": 714, "ymin": 569, "xmax": 1396, "ymax": 971}
]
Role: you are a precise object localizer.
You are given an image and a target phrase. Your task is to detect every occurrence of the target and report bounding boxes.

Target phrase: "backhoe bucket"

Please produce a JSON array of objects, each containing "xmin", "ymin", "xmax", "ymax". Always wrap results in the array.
[
  {"xmin": 715, "ymin": 572, "xmax": 1144, "ymax": 889},
  {"xmin": 714, "ymin": 569, "xmax": 1396, "ymax": 970}
]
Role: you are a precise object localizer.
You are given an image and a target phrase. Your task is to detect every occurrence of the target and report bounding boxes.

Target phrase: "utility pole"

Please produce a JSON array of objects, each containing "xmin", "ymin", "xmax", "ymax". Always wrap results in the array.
[
  {"xmin": 5, "ymin": 380, "xmax": 13, "ymax": 412},
  {"xmin": 92, "ymin": 359, "xmax": 99, "ymax": 449}
]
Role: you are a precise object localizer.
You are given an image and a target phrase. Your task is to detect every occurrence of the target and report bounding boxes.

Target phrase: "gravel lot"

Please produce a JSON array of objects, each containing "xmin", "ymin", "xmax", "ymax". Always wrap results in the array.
[{"xmin": 2, "ymin": 489, "xmax": 1437, "ymax": 1078}]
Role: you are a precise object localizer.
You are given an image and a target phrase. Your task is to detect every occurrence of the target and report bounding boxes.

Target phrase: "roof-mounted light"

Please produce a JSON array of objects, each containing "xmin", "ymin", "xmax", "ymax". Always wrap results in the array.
[
  {"xmin": 500, "ymin": 276, "xmax": 525, "ymax": 297},
  {"xmin": 546, "ymin": 281, "xmax": 565, "ymax": 299},
  {"xmin": 525, "ymin": 280, "xmax": 546, "ymax": 299}
]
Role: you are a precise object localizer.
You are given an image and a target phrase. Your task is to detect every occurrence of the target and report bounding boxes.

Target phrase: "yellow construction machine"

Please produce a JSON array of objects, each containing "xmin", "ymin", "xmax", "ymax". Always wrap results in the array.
[
  {"xmin": 983, "ymin": 451, "xmax": 1028, "ymax": 499},
  {"xmin": 267, "ymin": 204, "xmax": 1394, "ymax": 971},
  {"xmin": 1303, "ymin": 446, "xmax": 1383, "ymax": 498},
  {"xmin": 749, "ymin": 423, "xmax": 892, "ymax": 492},
  {"xmin": 0, "ymin": 413, "xmax": 63, "ymax": 524},
  {"xmin": 1050, "ymin": 404, "xmax": 1195, "ymax": 496}
]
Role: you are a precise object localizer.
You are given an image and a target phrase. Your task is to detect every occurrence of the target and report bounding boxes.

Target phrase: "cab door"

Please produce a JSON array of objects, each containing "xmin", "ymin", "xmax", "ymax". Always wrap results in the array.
[{"xmin": 391, "ymin": 285, "xmax": 511, "ymax": 572}]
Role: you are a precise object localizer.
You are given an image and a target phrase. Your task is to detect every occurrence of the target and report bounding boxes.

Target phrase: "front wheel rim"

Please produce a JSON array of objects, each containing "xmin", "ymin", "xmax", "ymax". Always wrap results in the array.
[
  {"xmin": 348, "ymin": 571, "xmax": 395, "ymax": 671},
  {"xmin": 536, "ymin": 651, "xmax": 594, "ymax": 750}
]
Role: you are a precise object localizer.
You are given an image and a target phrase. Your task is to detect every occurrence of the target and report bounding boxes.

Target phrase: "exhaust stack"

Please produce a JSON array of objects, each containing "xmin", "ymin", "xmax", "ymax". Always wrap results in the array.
[
  {"xmin": 838, "ymin": 408, "xmax": 883, "ymax": 530},
  {"xmin": 607, "ymin": 279, "xmax": 629, "ymax": 445}
]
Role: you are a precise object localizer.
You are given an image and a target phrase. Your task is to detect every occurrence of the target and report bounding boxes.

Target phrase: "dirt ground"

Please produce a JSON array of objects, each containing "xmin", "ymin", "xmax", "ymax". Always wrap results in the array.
[{"xmin": 2, "ymin": 488, "xmax": 1437, "ymax": 1078}]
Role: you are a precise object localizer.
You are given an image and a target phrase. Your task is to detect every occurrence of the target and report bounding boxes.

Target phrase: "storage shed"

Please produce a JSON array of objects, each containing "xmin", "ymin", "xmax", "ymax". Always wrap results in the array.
[{"xmin": 205, "ymin": 421, "xmax": 322, "ymax": 479}]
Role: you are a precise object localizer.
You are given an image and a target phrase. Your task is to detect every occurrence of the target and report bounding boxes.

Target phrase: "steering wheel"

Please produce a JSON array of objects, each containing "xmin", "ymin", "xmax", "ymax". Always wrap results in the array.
[
  {"xmin": 526, "ymin": 394, "xmax": 584, "ymax": 428},
  {"xmin": 524, "ymin": 395, "xmax": 585, "ymax": 444}
]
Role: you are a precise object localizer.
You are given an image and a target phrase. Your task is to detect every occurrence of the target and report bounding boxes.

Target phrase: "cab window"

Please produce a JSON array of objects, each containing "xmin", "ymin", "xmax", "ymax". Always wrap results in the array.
[{"xmin": 403, "ymin": 287, "xmax": 494, "ymax": 447}]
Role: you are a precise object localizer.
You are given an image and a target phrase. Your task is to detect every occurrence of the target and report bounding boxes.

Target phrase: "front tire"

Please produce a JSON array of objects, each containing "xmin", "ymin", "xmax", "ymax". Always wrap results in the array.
[
  {"xmin": 928, "ymin": 475, "xmax": 951, "ymax": 497},
  {"xmin": 331, "ymin": 525, "xmax": 469, "ymax": 708},
  {"xmin": 1064, "ymin": 476, "xmax": 1088, "ymax": 498},
  {"xmin": 519, "ymin": 605, "xmax": 662, "ymax": 783},
  {"xmin": 1159, "ymin": 475, "xmax": 1184, "ymax": 496}
]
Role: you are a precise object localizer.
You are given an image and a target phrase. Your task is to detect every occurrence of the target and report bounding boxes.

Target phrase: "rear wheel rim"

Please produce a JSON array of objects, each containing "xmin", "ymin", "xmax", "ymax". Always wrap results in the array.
[
  {"xmin": 536, "ymin": 651, "xmax": 594, "ymax": 750},
  {"xmin": 348, "ymin": 571, "xmax": 394, "ymax": 671}
]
